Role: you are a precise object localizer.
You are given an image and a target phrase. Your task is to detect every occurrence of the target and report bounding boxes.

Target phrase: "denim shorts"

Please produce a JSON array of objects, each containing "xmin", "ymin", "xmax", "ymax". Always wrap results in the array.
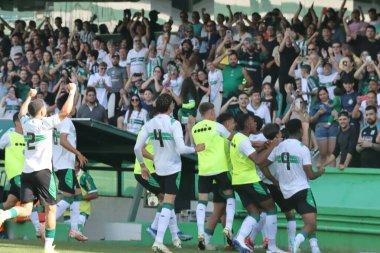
[{"xmin": 315, "ymin": 122, "xmax": 338, "ymax": 140}]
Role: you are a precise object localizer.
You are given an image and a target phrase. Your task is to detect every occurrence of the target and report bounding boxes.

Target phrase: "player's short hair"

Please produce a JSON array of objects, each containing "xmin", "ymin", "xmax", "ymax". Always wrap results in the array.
[
  {"xmin": 263, "ymin": 123, "xmax": 280, "ymax": 140},
  {"xmin": 285, "ymin": 119, "xmax": 302, "ymax": 136},
  {"xmin": 28, "ymin": 99, "xmax": 45, "ymax": 117},
  {"xmin": 253, "ymin": 115, "xmax": 263, "ymax": 131},
  {"xmin": 199, "ymin": 102, "xmax": 214, "ymax": 116},
  {"xmin": 56, "ymin": 93, "xmax": 69, "ymax": 111},
  {"xmin": 13, "ymin": 112, "xmax": 20, "ymax": 123},
  {"xmin": 216, "ymin": 113, "xmax": 234, "ymax": 125},
  {"xmin": 156, "ymin": 93, "xmax": 173, "ymax": 113},
  {"xmin": 236, "ymin": 112, "xmax": 254, "ymax": 131}
]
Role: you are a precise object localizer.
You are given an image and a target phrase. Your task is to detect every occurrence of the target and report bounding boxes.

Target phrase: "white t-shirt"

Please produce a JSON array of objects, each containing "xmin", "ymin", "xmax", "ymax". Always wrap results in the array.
[
  {"xmin": 3, "ymin": 98, "xmax": 22, "ymax": 119},
  {"xmin": 123, "ymin": 109, "xmax": 148, "ymax": 135},
  {"xmin": 119, "ymin": 58, "xmax": 128, "ymax": 68},
  {"xmin": 268, "ymin": 139, "xmax": 311, "ymax": 199},
  {"xmin": 318, "ymin": 72, "xmax": 338, "ymax": 99},
  {"xmin": 247, "ymin": 103, "xmax": 271, "ymax": 124},
  {"xmin": 208, "ymin": 69, "xmax": 223, "ymax": 102},
  {"xmin": 134, "ymin": 114, "xmax": 195, "ymax": 176},
  {"xmin": 52, "ymin": 117, "xmax": 76, "ymax": 171},
  {"xmin": 127, "ymin": 48, "xmax": 149, "ymax": 78},
  {"xmin": 163, "ymin": 75, "xmax": 184, "ymax": 96},
  {"xmin": 87, "ymin": 73, "xmax": 112, "ymax": 109},
  {"xmin": 180, "ymin": 37, "xmax": 200, "ymax": 51},
  {"xmin": 21, "ymin": 115, "xmax": 60, "ymax": 173},
  {"xmin": 238, "ymin": 137, "xmax": 256, "ymax": 157}
]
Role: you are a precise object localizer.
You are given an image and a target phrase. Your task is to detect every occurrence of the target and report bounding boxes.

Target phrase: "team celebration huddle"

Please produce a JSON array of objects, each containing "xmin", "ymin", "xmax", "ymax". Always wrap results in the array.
[{"xmin": 134, "ymin": 94, "xmax": 324, "ymax": 253}]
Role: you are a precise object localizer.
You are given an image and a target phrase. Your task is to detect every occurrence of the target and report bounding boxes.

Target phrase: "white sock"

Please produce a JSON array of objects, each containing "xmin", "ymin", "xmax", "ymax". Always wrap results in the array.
[
  {"xmin": 236, "ymin": 215, "xmax": 258, "ymax": 242},
  {"xmin": 225, "ymin": 198, "xmax": 235, "ymax": 230},
  {"xmin": 30, "ymin": 211, "xmax": 40, "ymax": 232},
  {"xmin": 250, "ymin": 212, "xmax": 266, "ymax": 242},
  {"xmin": 287, "ymin": 220, "xmax": 296, "ymax": 248},
  {"xmin": 56, "ymin": 200, "xmax": 71, "ymax": 219},
  {"xmin": 45, "ymin": 238, "xmax": 54, "ymax": 249},
  {"xmin": 151, "ymin": 212, "xmax": 160, "ymax": 230},
  {"xmin": 295, "ymin": 233, "xmax": 306, "ymax": 246},
  {"xmin": 310, "ymin": 238, "xmax": 319, "ymax": 248},
  {"xmin": 196, "ymin": 202, "xmax": 207, "ymax": 235},
  {"xmin": 205, "ymin": 230, "xmax": 213, "ymax": 245},
  {"xmin": 266, "ymin": 214, "xmax": 278, "ymax": 250},
  {"xmin": 70, "ymin": 201, "xmax": 80, "ymax": 231},
  {"xmin": 155, "ymin": 207, "xmax": 172, "ymax": 243},
  {"xmin": 169, "ymin": 209, "xmax": 179, "ymax": 240}
]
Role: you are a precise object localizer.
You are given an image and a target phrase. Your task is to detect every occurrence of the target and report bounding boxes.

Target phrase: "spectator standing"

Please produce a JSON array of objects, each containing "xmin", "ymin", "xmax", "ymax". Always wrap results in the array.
[
  {"xmin": 14, "ymin": 69, "xmax": 31, "ymax": 102},
  {"xmin": 247, "ymin": 89, "xmax": 271, "ymax": 125},
  {"xmin": 127, "ymin": 35, "xmax": 148, "ymax": 79},
  {"xmin": 107, "ymin": 54, "xmax": 127, "ymax": 107},
  {"xmin": 0, "ymin": 86, "xmax": 22, "ymax": 119},
  {"xmin": 87, "ymin": 62, "xmax": 112, "ymax": 109},
  {"xmin": 77, "ymin": 87, "xmax": 108, "ymax": 123}
]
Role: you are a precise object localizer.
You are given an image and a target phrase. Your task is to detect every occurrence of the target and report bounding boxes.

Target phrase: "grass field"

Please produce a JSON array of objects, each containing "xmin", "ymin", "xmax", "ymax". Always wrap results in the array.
[{"xmin": 0, "ymin": 240, "xmax": 359, "ymax": 253}]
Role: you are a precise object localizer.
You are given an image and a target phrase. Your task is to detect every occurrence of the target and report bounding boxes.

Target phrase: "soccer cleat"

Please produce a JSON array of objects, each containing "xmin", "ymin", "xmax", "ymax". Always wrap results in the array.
[
  {"xmin": 146, "ymin": 226, "xmax": 157, "ymax": 239},
  {"xmin": 311, "ymin": 246, "xmax": 321, "ymax": 253},
  {"xmin": 224, "ymin": 244, "xmax": 235, "ymax": 251},
  {"xmin": 198, "ymin": 234, "xmax": 206, "ymax": 251},
  {"xmin": 152, "ymin": 241, "xmax": 172, "ymax": 253},
  {"xmin": 177, "ymin": 231, "xmax": 193, "ymax": 241},
  {"xmin": 267, "ymin": 247, "xmax": 288, "ymax": 253},
  {"xmin": 43, "ymin": 245, "xmax": 59, "ymax": 253},
  {"xmin": 69, "ymin": 229, "xmax": 88, "ymax": 241},
  {"xmin": 205, "ymin": 244, "xmax": 217, "ymax": 251},
  {"xmin": 232, "ymin": 239, "xmax": 253, "ymax": 253},
  {"xmin": 244, "ymin": 237, "xmax": 255, "ymax": 250},
  {"xmin": 172, "ymin": 238, "xmax": 182, "ymax": 249},
  {"xmin": 223, "ymin": 227, "xmax": 234, "ymax": 242},
  {"xmin": 290, "ymin": 239, "xmax": 300, "ymax": 253}
]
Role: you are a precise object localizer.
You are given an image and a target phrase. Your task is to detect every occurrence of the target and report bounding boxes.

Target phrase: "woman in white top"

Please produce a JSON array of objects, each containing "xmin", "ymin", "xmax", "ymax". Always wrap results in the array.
[
  {"xmin": 123, "ymin": 94, "xmax": 148, "ymax": 134},
  {"xmin": 1, "ymin": 86, "xmax": 22, "ymax": 119}
]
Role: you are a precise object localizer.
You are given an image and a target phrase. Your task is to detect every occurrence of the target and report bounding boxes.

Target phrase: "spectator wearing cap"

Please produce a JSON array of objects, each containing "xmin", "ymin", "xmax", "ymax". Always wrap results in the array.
[
  {"xmin": 87, "ymin": 62, "xmax": 112, "ymax": 109},
  {"xmin": 345, "ymin": 23, "xmax": 380, "ymax": 61},
  {"xmin": 341, "ymin": 75, "xmax": 361, "ymax": 128},
  {"xmin": 356, "ymin": 105, "xmax": 380, "ymax": 168},
  {"xmin": 368, "ymin": 8, "xmax": 380, "ymax": 32},
  {"xmin": 213, "ymin": 49, "xmax": 252, "ymax": 101},
  {"xmin": 77, "ymin": 87, "xmax": 108, "ymax": 124},
  {"xmin": 178, "ymin": 11, "xmax": 193, "ymax": 39},
  {"xmin": 354, "ymin": 58, "xmax": 380, "ymax": 95},
  {"xmin": 148, "ymin": 10, "xmax": 163, "ymax": 36},
  {"xmin": 321, "ymin": 111, "xmax": 359, "ymax": 169},
  {"xmin": 238, "ymin": 37, "xmax": 265, "ymax": 90},
  {"xmin": 127, "ymin": 35, "xmax": 148, "ymax": 79}
]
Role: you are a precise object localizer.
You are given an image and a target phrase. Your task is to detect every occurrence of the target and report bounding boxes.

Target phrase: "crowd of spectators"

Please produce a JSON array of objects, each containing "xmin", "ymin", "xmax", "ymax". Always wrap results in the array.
[{"xmin": 0, "ymin": 1, "xmax": 379, "ymax": 168}]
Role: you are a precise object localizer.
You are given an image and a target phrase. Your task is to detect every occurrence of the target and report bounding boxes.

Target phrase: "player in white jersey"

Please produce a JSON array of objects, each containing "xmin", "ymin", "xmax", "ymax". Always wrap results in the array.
[
  {"xmin": 0, "ymin": 83, "xmax": 77, "ymax": 253},
  {"xmin": 266, "ymin": 119, "xmax": 324, "ymax": 253},
  {"xmin": 134, "ymin": 94, "xmax": 205, "ymax": 253},
  {"xmin": 53, "ymin": 93, "xmax": 88, "ymax": 241}
]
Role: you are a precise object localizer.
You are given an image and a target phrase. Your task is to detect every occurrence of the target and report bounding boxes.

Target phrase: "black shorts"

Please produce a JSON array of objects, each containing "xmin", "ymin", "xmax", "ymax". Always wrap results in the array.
[
  {"xmin": 55, "ymin": 169, "xmax": 80, "ymax": 194},
  {"xmin": 135, "ymin": 173, "xmax": 162, "ymax": 195},
  {"xmin": 155, "ymin": 172, "xmax": 181, "ymax": 195},
  {"xmin": 198, "ymin": 172, "xmax": 232, "ymax": 194},
  {"xmin": 266, "ymin": 184, "xmax": 292, "ymax": 213},
  {"xmin": 212, "ymin": 183, "xmax": 227, "ymax": 203},
  {"xmin": 20, "ymin": 169, "xmax": 57, "ymax": 205},
  {"xmin": 233, "ymin": 181, "xmax": 272, "ymax": 208},
  {"xmin": 9, "ymin": 175, "xmax": 21, "ymax": 199},
  {"xmin": 287, "ymin": 188, "xmax": 317, "ymax": 215}
]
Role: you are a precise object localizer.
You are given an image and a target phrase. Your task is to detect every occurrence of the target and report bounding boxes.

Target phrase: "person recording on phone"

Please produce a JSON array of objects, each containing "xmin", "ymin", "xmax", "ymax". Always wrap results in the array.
[{"xmin": 352, "ymin": 91, "xmax": 380, "ymax": 124}]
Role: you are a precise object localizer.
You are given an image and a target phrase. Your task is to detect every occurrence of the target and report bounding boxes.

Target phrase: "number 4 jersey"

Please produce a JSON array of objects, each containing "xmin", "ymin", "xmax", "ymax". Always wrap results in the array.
[
  {"xmin": 53, "ymin": 117, "xmax": 77, "ymax": 171},
  {"xmin": 268, "ymin": 139, "xmax": 312, "ymax": 199},
  {"xmin": 21, "ymin": 115, "xmax": 60, "ymax": 173}
]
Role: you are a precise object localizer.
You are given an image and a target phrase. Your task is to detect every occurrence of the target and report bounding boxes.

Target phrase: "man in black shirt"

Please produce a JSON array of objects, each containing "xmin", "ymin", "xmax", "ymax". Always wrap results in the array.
[
  {"xmin": 346, "ymin": 24, "xmax": 380, "ymax": 60},
  {"xmin": 356, "ymin": 105, "xmax": 380, "ymax": 168},
  {"xmin": 321, "ymin": 111, "xmax": 359, "ymax": 169}
]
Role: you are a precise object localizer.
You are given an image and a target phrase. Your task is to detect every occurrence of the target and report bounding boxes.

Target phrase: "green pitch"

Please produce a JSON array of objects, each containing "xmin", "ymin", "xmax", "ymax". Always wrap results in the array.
[{"xmin": 0, "ymin": 240, "xmax": 357, "ymax": 253}]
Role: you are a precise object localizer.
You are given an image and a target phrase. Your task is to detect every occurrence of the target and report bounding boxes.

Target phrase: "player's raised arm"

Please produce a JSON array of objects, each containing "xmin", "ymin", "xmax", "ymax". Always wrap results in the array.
[
  {"xmin": 19, "ymin": 89, "xmax": 37, "ymax": 117},
  {"xmin": 58, "ymin": 83, "xmax": 76, "ymax": 121},
  {"xmin": 173, "ymin": 120, "xmax": 204, "ymax": 154}
]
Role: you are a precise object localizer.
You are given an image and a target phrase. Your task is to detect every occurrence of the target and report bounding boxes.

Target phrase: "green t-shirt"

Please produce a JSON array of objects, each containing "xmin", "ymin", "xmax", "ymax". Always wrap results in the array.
[
  {"xmin": 222, "ymin": 65, "xmax": 244, "ymax": 98},
  {"xmin": 15, "ymin": 81, "xmax": 31, "ymax": 101}
]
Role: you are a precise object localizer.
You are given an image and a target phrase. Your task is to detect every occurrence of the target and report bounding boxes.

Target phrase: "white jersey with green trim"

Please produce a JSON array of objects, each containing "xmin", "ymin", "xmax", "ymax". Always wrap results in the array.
[
  {"xmin": 21, "ymin": 114, "xmax": 60, "ymax": 173},
  {"xmin": 134, "ymin": 114, "xmax": 195, "ymax": 176},
  {"xmin": 52, "ymin": 117, "xmax": 76, "ymax": 171},
  {"xmin": 268, "ymin": 139, "xmax": 311, "ymax": 199}
]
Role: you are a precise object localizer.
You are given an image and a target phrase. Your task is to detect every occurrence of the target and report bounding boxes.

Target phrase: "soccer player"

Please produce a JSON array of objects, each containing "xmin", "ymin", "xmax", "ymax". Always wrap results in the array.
[
  {"xmin": 0, "ymin": 112, "xmax": 42, "ymax": 238},
  {"xmin": 266, "ymin": 119, "xmax": 324, "ymax": 253},
  {"xmin": 134, "ymin": 93, "xmax": 205, "ymax": 253},
  {"xmin": 64, "ymin": 159, "xmax": 98, "ymax": 228},
  {"xmin": 0, "ymin": 83, "xmax": 76, "ymax": 253},
  {"xmin": 191, "ymin": 102, "xmax": 235, "ymax": 250},
  {"xmin": 202, "ymin": 112, "xmax": 236, "ymax": 250},
  {"xmin": 53, "ymin": 93, "xmax": 89, "ymax": 241},
  {"xmin": 229, "ymin": 113, "xmax": 285, "ymax": 253},
  {"xmin": 134, "ymin": 125, "xmax": 192, "ymax": 249}
]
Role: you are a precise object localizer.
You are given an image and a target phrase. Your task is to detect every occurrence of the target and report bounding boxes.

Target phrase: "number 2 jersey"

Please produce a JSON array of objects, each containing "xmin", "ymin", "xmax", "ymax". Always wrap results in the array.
[
  {"xmin": 268, "ymin": 139, "xmax": 312, "ymax": 199},
  {"xmin": 52, "ymin": 117, "xmax": 77, "ymax": 171},
  {"xmin": 135, "ymin": 114, "xmax": 195, "ymax": 176},
  {"xmin": 21, "ymin": 114, "xmax": 60, "ymax": 173}
]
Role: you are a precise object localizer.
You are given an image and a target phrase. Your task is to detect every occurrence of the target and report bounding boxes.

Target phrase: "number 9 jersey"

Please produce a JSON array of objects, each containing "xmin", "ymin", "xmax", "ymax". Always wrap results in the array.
[
  {"xmin": 21, "ymin": 114, "xmax": 60, "ymax": 173},
  {"xmin": 268, "ymin": 139, "xmax": 312, "ymax": 199}
]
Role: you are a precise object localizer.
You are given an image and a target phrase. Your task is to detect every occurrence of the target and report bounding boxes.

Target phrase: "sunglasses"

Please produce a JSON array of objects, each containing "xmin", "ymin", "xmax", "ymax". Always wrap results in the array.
[
  {"xmin": 131, "ymin": 98, "xmax": 139, "ymax": 102},
  {"xmin": 342, "ymin": 61, "xmax": 348, "ymax": 66},
  {"xmin": 134, "ymin": 40, "xmax": 141, "ymax": 42},
  {"xmin": 308, "ymin": 48, "xmax": 316, "ymax": 51},
  {"xmin": 14, "ymin": 58, "xmax": 21, "ymax": 60},
  {"xmin": 99, "ymin": 68, "xmax": 106, "ymax": 70}
]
